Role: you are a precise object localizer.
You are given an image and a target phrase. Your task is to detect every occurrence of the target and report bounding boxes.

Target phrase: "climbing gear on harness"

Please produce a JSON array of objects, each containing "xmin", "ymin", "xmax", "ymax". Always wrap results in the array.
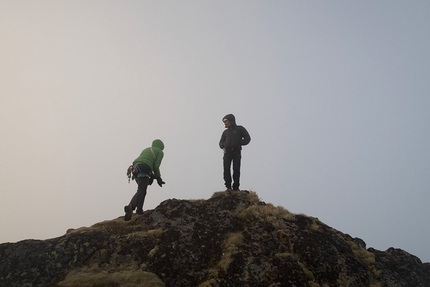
[
  {"xmin": 127, "ymin": 165, "xmax": 134, "ymax": 183},
  {"xmin": 127, "ymin": 163, "xmax": 153, "ymax": 183}
]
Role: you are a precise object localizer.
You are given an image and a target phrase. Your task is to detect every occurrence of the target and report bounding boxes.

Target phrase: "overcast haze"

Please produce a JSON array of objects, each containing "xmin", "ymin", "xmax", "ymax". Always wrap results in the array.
[{"xmin": 1, "ymin": 1, "xmax": 429, "ymax": 263}]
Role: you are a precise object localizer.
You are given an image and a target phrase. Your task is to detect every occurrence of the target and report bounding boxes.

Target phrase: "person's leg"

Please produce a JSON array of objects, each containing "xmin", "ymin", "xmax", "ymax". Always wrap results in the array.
[
  {"xmin": 124, "ymin": 204, "xmax": 133, "ymax": 221},
  {"xmin": 134, "ymin": 177, "xmax": 149, "ymax": 213},
  {"xmin": 125, "ymin": 176, "xmax": 149, "ymax": 221},
  {"xmin": 223, "ymin": 151, "xmax": 233, "ymax": 190},
  {"xmin": 232, "ymin": 150, "xmax": 242, "ymax": 190}
]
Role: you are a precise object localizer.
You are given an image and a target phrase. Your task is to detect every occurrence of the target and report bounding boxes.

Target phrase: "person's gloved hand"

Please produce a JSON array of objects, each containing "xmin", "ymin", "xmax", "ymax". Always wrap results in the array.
[
  {"xmin": 157, "ymin": 178, "xmax": 165, "ymax": 187},
  {"xmin": 148, "ymin": 173, "xmax": 155, "ymax": 185}
]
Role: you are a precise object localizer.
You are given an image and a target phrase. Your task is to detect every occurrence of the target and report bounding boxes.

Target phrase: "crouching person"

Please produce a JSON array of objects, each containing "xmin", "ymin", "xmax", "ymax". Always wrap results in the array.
[{"xmin": 124, "ymin": 139, "xmax": 165, "ymax": 221}]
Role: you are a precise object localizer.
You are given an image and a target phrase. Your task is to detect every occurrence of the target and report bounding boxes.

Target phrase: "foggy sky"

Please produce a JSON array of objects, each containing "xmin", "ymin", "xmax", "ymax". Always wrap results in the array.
[{"xmin": 1, "ymin": 1, "xmax": 429, "ymax": 262}]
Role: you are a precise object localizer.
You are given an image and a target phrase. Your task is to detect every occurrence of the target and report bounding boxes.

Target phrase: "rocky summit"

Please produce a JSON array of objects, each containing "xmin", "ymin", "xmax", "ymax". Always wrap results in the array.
[{"xmin": 1, "ymin": 191, "xmax": 429, "ymax": 287}]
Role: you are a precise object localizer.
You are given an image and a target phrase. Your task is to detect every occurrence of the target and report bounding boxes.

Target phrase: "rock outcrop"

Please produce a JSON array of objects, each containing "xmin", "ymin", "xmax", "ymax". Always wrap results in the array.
[{"xmin": 1, "ymin": 191, "xmax": 429, "ymax": 287}]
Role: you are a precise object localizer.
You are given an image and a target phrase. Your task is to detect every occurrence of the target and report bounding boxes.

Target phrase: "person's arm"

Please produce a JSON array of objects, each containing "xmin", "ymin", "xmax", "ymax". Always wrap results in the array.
[
  {"xmin": 240, "ymin": 126, "xmax": 251, "ymax": 146},
  {"xmin": 219, "ymin": 131, "xmax": 226, "ymax": 149},
  {"xmin": 153, "ymin": 151, "xmax": 164, "ymax": 178}
]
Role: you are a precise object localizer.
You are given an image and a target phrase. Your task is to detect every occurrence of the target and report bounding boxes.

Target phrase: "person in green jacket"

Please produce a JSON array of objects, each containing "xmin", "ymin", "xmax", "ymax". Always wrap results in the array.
[{"xmin": 124, "ymin": 139, "xmax": 165, "ymax": 221}]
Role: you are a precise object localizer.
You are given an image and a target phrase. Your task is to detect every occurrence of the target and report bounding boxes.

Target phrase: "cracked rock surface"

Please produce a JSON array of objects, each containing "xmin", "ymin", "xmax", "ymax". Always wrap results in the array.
[{"xmin": 1, "ymin": 191, "xmax": 429, "ymax": 287}]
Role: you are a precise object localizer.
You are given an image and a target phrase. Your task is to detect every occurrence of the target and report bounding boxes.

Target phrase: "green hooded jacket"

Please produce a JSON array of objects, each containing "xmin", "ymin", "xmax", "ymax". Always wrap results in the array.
[{"xmin": 133, "ymin": 139, "xmax": 164, "ymax": 178}]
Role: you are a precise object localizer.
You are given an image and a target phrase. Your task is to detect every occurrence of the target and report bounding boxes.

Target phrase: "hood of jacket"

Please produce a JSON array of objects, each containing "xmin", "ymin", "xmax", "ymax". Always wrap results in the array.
[
  {"xmin": 152, "ymin": 139, "xmax": 164, "ymax": 150},
  {"xmin": 222, "ymin": 114, "xmax": 237, "ymax": 127}
]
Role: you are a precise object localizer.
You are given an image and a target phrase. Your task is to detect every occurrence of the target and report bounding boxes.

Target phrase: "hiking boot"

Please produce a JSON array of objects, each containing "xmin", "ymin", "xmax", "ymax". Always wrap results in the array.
[
  {"xmin": 136, "ymin": 210, "xmax": 144, "ymax": 215},
  {"xmin": 124, "ymin": 205, "xmax": 133, "ymax": 221},
  {"xmin": 225, "ymin": 188, "xmax": 232, "ymax": 193}
]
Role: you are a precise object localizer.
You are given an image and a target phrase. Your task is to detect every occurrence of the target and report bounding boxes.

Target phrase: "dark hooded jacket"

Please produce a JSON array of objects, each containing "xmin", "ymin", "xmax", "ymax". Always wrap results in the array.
[{"xmin": 219, "ymin": 114, "xmax": 251, "ymax": 151}]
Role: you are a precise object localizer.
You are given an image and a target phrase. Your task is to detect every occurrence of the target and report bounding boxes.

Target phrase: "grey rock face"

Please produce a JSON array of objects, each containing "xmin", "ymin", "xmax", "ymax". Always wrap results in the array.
[{"xmin": 0, "ymin": 191, "xmax": 429, "ymax": 287}]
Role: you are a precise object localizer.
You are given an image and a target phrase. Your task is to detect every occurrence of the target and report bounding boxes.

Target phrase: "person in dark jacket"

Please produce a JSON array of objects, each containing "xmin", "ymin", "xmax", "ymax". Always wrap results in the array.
[
  {"xmin": 124, "ymin": 139, "xmax": 165, "ymax": 221},
  {"xmin": 219, "ymin": 114, "xmax": 251, "ymax": 191}
]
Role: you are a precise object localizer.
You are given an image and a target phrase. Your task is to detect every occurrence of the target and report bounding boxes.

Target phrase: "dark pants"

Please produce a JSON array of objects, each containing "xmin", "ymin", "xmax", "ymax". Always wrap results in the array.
[
  {"xmin": 129, "ymin": 177, "xmax": 149, "ymax": 213},
  {"xmin": 223, "ymin": 149, "xmax": 242, "ymax": 190},
  {"xmin": 129, "ymin": 163, "xmax": 151, "ymax": 213}
]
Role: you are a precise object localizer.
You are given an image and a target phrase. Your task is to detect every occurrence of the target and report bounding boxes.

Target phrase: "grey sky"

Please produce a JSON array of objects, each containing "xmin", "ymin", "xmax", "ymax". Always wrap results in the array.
[{"xmin": 1, "ymin": 1, "xmax": 429, "ymax": 262}]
